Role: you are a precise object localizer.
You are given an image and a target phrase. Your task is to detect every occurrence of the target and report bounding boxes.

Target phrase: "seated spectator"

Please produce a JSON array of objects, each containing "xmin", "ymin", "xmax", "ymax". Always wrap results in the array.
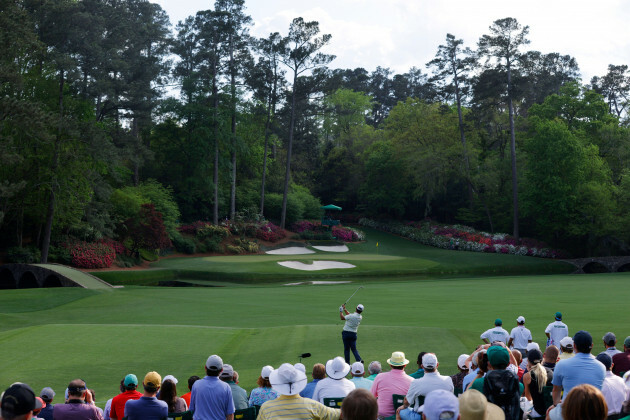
[
  {"xmin": 341, "ymin": 388, "xmax": 377, "ymax": 420},
  {"xmin": 450, "ymin": 354, "xmax": 469, "ymax": 390},
  {"xmin": 53, "ymin": 379, "xmax": 103, "ymax": 420},
  {"xmin": 33, "ymin": 397, "xmax": 46, "ymax": 419},
  {"xmin": 157, "ymin": 378, "xmax": 188, "ymax": 413},
  {"xmin": 458, "ymin": 389, "xmax": 503, "ymax": 420},
  {"xmin": 595, "ymin": 353, "xmax": 626, "ymax": 417},
  {"xmin": 38, "ymin": 387, "xmax": 55, "ymax": 420},
  {"xmin": 520, "ymin": 342, "xmax": 541, "ymax": 370},
  {"xmin": 371, "ymin": 351, "xmax": 414, "ymax": 418},
  {"xmin": 301, "ymin": 363, "xmax": 326, "ymax": 399},
  {"xmin": 258, "ymin": 363, "xmax": 340, "ymax": 420},
  {"xmin": 1, "ymin": 383, "xmax": 43, "ymax": 420},
  {"xmin": 511, "ymin": 351, "xmax": 524, "ymax": 381},
  {"xmin": 109, "ymin": 374, "xmax": 142, "ymax": 420},
  {"xmin": 249, "ymin": 365, "xmax": 278, "ymax": 407},
  {"xmin": 312, "ymin": 357, "xmax": 355, "ymax": 403},
  {"xmin": 558, "ymin": 337, "xmax": 574, "ymax": 360},
  {"xmin": 367, "ymin": 361, "xmax": 382, "ymax": 380},
  {"xmin": 219, "ymin": 364, "xmax": 248, "ymax": 410},
  {"xmin": 465, "ymin": 351, "xmax": 488, "ymax": 391},
  {"xmin": 600, "ymin": 332, "xmax": 622, "ymax": 358},
  {"xmin": 522, "ymin": 349, "xmax": 553, "ymax": 418},
  {"xmin": 294, "ymin": 363, "xmax": 306, "ymax": 373},
  {"xmin": 349, "ymin": 361, "xmax": 373, "ymax": 390},
  {"xmin": 410, "ymin": 352, "xmax": 427, "ymax": 379},
  {"xmin": 421, "ymin": 389, "xmax": 460, "ymax": 420},
  {"xmin": 612, "ymin": 336, "xmax": 630, "ymax": 376},
  {"xmin": 462, "ymin": 350, "xmax": 484, "ymax": 392},
  {"xmin": 88, "ymin": 390, "xmax": 104, "ymax": 418},
  {"xmin": 543, "ymin": 345, "xmax": 559, "ymax": 371},
  {"xmin": 472, "ymin": 346, "xmax": 521, "ymax": 420},
  {"xmin": 561, "ymin": 384, "xmax": 608, "ymax": 420},
  {"xmin": 180, "ymin": 375, "xmax": 199, "ymax": 408},
  {"xmin": 124, "ymin": 372, "xmax": 168, "ymax": 420}
]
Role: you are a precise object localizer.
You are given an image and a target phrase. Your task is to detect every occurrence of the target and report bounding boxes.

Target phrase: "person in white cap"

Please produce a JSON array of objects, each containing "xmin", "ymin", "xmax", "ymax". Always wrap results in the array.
[
  {"xmin": 349, "ymin": 361, "xmax": 373, "ymax": 390},
  {"xmin": 340, "ymin": 303, "xmax": 364, "ymax": 364},
  {"xmin": 507, "ymin": 316, "xmax": 532, "ymax": 357},
  {"xmin": 519, "ymin": 342, "xmax": 541, "ymax": 370},
  {"xmin": 371, "ymin": 351, "xmax": 414, "ymax": 418},
  {"xmin": 398, "ymin": 353, "xmax": 454, "ymax": 420},
  {"xmin": 449, "ymin": 354, "xmax": 470, "ymax": 390},
  {"xmin": 558, "ymin": 336, "xmax": 575, "ymax": 360},
  {"xmin": 258, "ymin": 363, "xmax": 340, "ymax": 420},
  {"xmin": 190, "ymin": 354, "xmax": 235, "ymax": 420},
  {"xmin": 249, "ymin": 365, "xmax": 278, "ymax": 407},
  {"xmin": 312, "ymin": 356, "xmax": 356, "ymax": 403},
  {"xmin": 420, "ymin": 389, "xmax": 459, "ymax": 420}
]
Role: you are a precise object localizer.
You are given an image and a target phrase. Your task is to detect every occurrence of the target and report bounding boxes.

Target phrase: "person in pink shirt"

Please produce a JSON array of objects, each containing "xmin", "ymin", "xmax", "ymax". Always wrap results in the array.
[{"xmin": 370, "ymin": 351, "xmax": 414, "ymax": 418}]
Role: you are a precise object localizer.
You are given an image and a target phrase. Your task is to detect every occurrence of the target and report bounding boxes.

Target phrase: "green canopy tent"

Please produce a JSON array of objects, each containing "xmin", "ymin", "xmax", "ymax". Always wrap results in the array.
[
  {"xmin": 321, "ymin": 204, "xmax": 342, "ymax": 227},
  {"xmin": 321, "ymin": 204, "xmax": 342, "ymax": 211}
]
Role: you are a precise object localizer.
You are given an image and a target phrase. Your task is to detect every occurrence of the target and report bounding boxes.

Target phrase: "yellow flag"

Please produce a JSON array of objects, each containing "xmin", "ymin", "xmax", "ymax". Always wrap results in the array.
[{"xmin": 376, "ymin": 242, "xmax": 379, "ymax": 247}]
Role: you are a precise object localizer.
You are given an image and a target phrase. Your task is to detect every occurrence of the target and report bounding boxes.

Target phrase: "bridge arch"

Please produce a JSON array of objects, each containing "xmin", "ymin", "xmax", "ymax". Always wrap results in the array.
[
  {"xmin": 582, "ymin": 261, "xmax": 610, "ymax": 273},
  {"xmin": 0, "ymin": 268, "xmax": 16, "ymax": 289},
  {"xmin": 43, "ymin": 274, "xmax": 63, "ymax": 288},
  {"xmin": 18, "ymin": 271, "xmax": 39, "ymax": 288}
]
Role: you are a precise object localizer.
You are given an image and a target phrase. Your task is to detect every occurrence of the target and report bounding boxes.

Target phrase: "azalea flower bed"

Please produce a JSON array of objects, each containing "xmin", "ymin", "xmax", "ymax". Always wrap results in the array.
[
  {"xmin": 291, "ymin": 220, "xmax": 364, "ymax": 242},
  {"xmin": 359, "ymin": 218, "xmax": 564, "ymax": 258},
  {"xmin": 64, "ymin": 241, "xmax": 116, "ymax": 268},
  {"xmin": 256, "ymin": 222, "xmax": 286, "ymax": 242}
]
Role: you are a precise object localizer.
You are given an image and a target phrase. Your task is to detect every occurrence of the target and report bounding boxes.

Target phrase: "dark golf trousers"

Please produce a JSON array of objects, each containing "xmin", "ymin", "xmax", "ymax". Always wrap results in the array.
[{"xmin": 342, "ymin": 330, "xmax": 361, "ymax": 363}]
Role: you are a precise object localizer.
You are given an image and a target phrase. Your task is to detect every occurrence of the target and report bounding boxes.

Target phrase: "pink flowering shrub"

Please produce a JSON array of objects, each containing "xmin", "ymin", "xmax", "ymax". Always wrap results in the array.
[
  {"xmin": 65, "ymin": 241, "xmax": 116, "ymax": 269},
  {"xmin": 256, "ymin": 222, "xmax": 286, "ymax": 242},
  {"xmin": 332, "ymin": 226, "xmax": 359, "ymax": 242}
]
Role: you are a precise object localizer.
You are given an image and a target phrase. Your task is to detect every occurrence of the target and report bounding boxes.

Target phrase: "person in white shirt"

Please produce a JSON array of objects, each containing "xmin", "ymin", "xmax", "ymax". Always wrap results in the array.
[
  {"xmin": 508, "ymin": 316, "xmax": 532, "ymax": 356},
  {"xmin": 545, "ymin": 312, "xmax": 568, "ymax": 347},
  {"xmin": 340, "ymin": 304, "xmax": 364, "ymax": 363},
  {"xmin": 398, "ymin": 353, "xmax": 454, "ymax": 420},
  {"xmin": 481, "ymin": 319, "xmax": 510, "ymax": 344},
  {"xmin": 312, "ymin": 356, "xmax": 355, "ymax": 403},
  {"xmin": 596, "ymin": 353, "xmax": 627, "ymax": 416}
]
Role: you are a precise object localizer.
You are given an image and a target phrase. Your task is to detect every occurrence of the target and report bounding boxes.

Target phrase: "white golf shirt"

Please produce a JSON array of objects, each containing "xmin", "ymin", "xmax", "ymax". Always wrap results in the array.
[
  {"xmin": 510, "ymin": 325, "xmax": 532, "ymax": 349},
  {"xmin": 601, "ymin": 371, "xmax": 628, "ymax": 415},
  {"xmin": 545, "ymin": 321, "xmax": 568, "ymax": 346},
  {"xmin": 405, "ymin": 372, "xmax": 454, "ymax": 412},
  {"xmin": 342, "ymin": 313, "xmax": 362, "ymax": 333},
  {"xmin": 312, "ymin": 377, "xmax": 355, "ymax": 403},
  {"xmin": 480, "ymin": 326, "xmax": 510, "ymax": 344}
]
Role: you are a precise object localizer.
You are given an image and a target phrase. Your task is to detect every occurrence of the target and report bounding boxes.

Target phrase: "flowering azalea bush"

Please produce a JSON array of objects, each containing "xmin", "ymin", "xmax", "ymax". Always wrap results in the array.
[
  {"xmin": 256, "ymin": 222, "xmax": 286, "ymax": 242},
  {"xmin": 98, "ymin": 238, "xmax": 129, "ymax": 256},
  {"xmin": 291, "ymin": 220, "xmax": 364, "ymax": 242},
  {"xmin": 65, "ymin": 241, "xmax": 116, "ymax": 269},
  {"xmin": 359, "ymin": 218, "xmax": 565, "ymax": 258}
]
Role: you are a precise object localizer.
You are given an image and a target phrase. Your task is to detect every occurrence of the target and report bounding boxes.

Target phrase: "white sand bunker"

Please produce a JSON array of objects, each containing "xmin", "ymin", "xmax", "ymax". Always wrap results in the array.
[
  {"xmin": 311, "ymin": 245, "xmax": 349, "ymax": 252},
  {"xmin": 266, "ymin": 247, "xmax": 315, "ymax": 255},
  {"xmin": 285, "ymin": 280, "xmax": 352, "ymax": 285},
  {"xmin": 278, "ymin": 261, "xmax": 356, "ymax": 271}
]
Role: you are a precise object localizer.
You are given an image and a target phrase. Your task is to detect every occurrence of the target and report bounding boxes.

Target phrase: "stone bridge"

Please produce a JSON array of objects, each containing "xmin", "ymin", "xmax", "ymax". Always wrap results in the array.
[
  {"xmin": 0, "ymin": 263, "xmax": 114, "ymax": 289},
  {"xmin": 561, "ymin": 256, "xmax": 630, "ymax": 274}
]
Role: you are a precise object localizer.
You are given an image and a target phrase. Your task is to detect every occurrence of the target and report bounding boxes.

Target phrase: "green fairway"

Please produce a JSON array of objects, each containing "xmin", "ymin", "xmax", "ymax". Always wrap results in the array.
[{"xmin": 1, "ymin": 271, "xmax": 628, "ymax": 407}]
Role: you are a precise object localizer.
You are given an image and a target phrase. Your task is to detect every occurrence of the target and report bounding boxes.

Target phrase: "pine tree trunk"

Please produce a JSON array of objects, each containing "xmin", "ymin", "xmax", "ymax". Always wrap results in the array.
[
  {"xmin": 507, "ymin": 63, "xmax": 519, "ymax": 240},
  {"xmin": 280, "ymin": 73, "xmax": 297, "ymax": 229}
]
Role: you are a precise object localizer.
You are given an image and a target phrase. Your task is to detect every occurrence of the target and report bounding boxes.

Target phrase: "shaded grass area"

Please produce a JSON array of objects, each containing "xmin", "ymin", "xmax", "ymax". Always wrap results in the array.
[
  {"xmin": 1, "ymin": 272, "xmax": 629, "ymax": 405},
  {"xmin": 91, "ymin": 228, "xmax": 573, "ymax": 286}
]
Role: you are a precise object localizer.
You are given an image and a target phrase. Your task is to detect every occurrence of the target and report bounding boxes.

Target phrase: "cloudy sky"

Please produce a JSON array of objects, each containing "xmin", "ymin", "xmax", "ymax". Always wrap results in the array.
[{"xmin": 155, "ymin": 0, "xmax": 630, "ymax": 82}]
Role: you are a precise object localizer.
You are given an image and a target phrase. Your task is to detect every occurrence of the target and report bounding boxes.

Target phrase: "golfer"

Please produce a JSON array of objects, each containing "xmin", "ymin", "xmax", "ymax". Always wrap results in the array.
[{"xmin": 340, "ymin": 303, "xmax": 364, "ymax": 364}]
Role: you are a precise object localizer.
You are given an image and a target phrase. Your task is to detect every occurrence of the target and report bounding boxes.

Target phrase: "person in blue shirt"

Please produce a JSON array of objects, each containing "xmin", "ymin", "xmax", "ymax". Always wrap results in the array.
[{"xmin": 300, "ymin": 363, "xmax": 325, "ymax": 399}]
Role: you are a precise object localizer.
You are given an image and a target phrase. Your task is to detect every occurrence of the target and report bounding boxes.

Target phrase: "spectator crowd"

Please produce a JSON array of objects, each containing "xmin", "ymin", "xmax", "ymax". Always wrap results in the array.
[{"xmin": 3, "ymin": 313, "xmax": 630, "ymax": 420}]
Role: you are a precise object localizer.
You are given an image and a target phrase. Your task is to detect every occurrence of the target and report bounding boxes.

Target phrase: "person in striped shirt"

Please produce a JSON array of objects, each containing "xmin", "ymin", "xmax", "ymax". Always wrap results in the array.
[{"xmin": 258, "ymin": 363, "xmax": 340, "ymax": 420}]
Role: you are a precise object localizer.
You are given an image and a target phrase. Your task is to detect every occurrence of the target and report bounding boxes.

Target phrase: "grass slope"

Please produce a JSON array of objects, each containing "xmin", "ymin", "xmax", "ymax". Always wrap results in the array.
[{"xmin": 1, "ymin": 272, "xmax": 628, "ymax": 406}]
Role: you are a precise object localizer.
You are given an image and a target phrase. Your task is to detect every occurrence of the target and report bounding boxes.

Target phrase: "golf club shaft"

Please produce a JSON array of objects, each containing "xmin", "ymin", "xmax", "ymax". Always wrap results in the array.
[{"xmin": 343, "ymin": 286, "xmax": 363, "ymax": 305}]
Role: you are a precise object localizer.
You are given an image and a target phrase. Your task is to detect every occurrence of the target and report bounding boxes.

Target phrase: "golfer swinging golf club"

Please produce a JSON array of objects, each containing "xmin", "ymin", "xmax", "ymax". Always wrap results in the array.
[{"xmin": 340, "ymin": 302, "xmax": 364, "ymax": 364}]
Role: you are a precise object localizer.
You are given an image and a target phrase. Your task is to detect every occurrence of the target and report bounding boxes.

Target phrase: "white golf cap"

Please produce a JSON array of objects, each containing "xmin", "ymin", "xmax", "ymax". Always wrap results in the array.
[
  {"xmin": 351, "ymin": 362, "xmax": 364, "ymax": 375},
  {"xmin": 206, "ymin": 355, "xmax": 223, "ymax": 370},
  {"xmin": 560, "ymin": 336, "xmax": 573, "ymax": 348},
  {"xmin": 326, "ymin": 356, "xmax": 351, "ymax": 379},
  {"xmin": 422, "ymin": 353, "xmax": 438, "ymax": 369},
  {"xmin": 163, "ymin": 375, "xmax": 178, "ymax": 384},
  {"xmin": 516, "ymin": 316, "xmax": 525, "ymax": 323},
  {"xmin": 294, "ymin": 363, "xmax": 306, "ymax": 373},
  {"xmin": 356, "ymin": 304, "xmax": 364, "ymax": 312},
  {"xmin": 526, "ymin": 342, "xmax": 540, "ymax": 352},
  {"xmin": 457, "ymin": 354, "xmax": 469, "ymax": 369},
  {"xmin": 261, "ymin": 365, "xmax": 274, "ymax": 379}
]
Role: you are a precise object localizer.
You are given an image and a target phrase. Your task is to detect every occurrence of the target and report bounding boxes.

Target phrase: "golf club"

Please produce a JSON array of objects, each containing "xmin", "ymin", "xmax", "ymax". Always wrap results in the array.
[
  {"xmin": 343, "ymin": 286, "xmax": 364, "ymax": 306},
  {"xmin": 298, "ymin": 352, "xmax": 311, "ymax": 362}
]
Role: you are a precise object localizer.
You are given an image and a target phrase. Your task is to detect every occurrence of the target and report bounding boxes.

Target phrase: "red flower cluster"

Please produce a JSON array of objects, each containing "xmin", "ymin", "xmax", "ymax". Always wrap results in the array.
[
  {"xmin": 98, "ymin": 238, "xmax": 129, "ymax": 256},
  {"xmin": 332, "ymin": 226, "xmax": 359, "ymax": 242},
  {"xmin": 256, "ymin": 222, "xmax": 286, "ymax": 242},
  {"xmin": 291, "ymin": 220, "xmax": 323, "ymax": 233},
  {"xmin": 65, "ymin": 241, "xmax": 115, "ymax": 269}
]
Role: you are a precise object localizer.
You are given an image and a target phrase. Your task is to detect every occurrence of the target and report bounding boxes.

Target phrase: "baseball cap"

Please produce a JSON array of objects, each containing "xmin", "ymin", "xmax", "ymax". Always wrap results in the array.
[
  {"xmin": 40, "ymin": 387, "xmax": 55, "ymax": 402},
  {"xmin": 487, "ymin": 346, "xmax": 509, "ymax": 369},
  {"xmin": 143, "ymin": 371, "xmax": 161, "ymax": 389},
  {"xmin": 554, "ymin": 312, "xmax": 562, "ymax": 320},
  {"xmin": 527, "ymin": 349, "xmax": 543, "ymax": 364},
  {"xmin": 421, "ymin": 389, "xmax": 459, "ymax": 419},
  {"xmin": 560, "ymin": 336, "xmax": 573, "ymax": 349},
  {"xmin": 625, "ymin": 336, "xmax": 630, "ymax": 348},
  {"xmin": 457, "ymin": 354, "xmax": 469, "ymax": 369},
  {"xmin": 494, "ymin": 318, "xmax": 502, "ymax": 326},
  {"xmin": 162, "ymin": 375, "xmax": 178, "ymax": 384},
  {"xmin": 34, "ymin": 397, "xmax": 45, "ymax": 414},
  {"xmin": 1, "ymin": 383, "xmax": 42, "ymax": 417},
  {"xmin": 596, "ymin": 353, "xmax": 612, "ymax": 370},
  {"xmin": 516, "ymin": 316, "xmax": 525, "ymax": 323},
  {"xmin": 422, "ymin": 353, "xmax": 438, "ymax": 369},
  {"xmin": 123, "ymin": 374, "xmax": 138, "ymax": 387},
  {"xmin": 603, "ymin": 332, "xmax": 616, "ymax": 345},
  {"xmin": 573, "ymin": 330, "xmax": 593, "ymax": 351},
  {"xmin": 219, "ymin": 364, "xmax": 234, "ymax": 379},
  {"xmin": 526, "ymin": 342, "xmax": 540, "ymax": 352},
  {"xmin": 356, "ymin": 304, "xmax": 364, "ymax": 312},
  {"xmin": 206, "ymin": 354, "xmax": 223, "ymax": 371},
  {"xmin": 351, "ymin": 361, "xmax": 364, "ymax": 375},
  {"xmin": 387, "ymin": 351, "xmax": 409, "ymax": 366},
  {"xmin": 459, "ymin": 389, "xmax": 504, "ymax": 420},
  {"xmin": 261, "ymin": 365, "xmax": 274, "ymax": 379},
  {"xmin": 269, "ymin": 363, "xmax": 307, "ymax": 396}
]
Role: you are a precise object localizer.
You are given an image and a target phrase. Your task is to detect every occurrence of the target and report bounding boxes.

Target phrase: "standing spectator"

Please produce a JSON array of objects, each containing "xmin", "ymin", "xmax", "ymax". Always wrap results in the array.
[
  {"xmin": 124, "ymin": 372, "xmax": 168, "ymax": 420},
  {"xmin": 450, "ymin": 354, "xmax": 469, "ymax": 390},
  {"xmin": 300, "ymin": 363, "xmax": 325, "ymax": 399},
  {"xmin": 480, "ymin": 319, "xmax": 509, "ymax": 344},
  {"xmin": 349, "ymin": 361, "xmax": 374, "ymax": 390},
  {"xmin": 53, "ymin": 379, "xmax": 103, "ymax": 420},
  {"xmin": 371, "ymin": 351, "xmax": 414, "ymax": 418},
  {"xmin": 561, "ymin": 384, "xmax": 608, "ymax": 420},
  {"xmin": 340, "ymin": 389, "xmax": 377, "ymax": 420},
  {"xmin": 109, "ymin": 374, "xmax": 141, "ymax": 420},
  {"xmin": 248, "ymin": 365, "xmax": 277, "ymax": 407},
  {"xmin": 38, "ymin": 387, "xmax": 56, "ymax": 420},
  {"xmin": 551, "ymin": 330, "xmax": 605, "ymax": 406},
  {"xmin": 612, "ymin": 336, "xmax": 630, "ymax": 376},
  {"xmin": 312, "ymin": 357, "xmax": 355, "ymax": 403},
  {"xmin": 158, "ymin": 379, "xmax": 188, "ymax": 413},
  {"xmin": 595, "ymin": 353, "xmax": 627, "ymax": 417},
  {"xmin": 181, "ymin": 376, "xmax": 200, "ymax": 408},
  {"xmin": 190, "ymin": 355, "xmax": 234, "ymax": 420},
  {"xmin": 340, "ymin": 303, "xmax": 364, "ymax": 364},
  {"xmin": 507, "ymin": 316, "xmax": 532, "ymax": 356},
  {"xmin": 1, "ymin": 383, "xmax": 43, "ymax": 420},
  {"xmin": 545, "ymin": 312, "xmax": 569, "ymax": 348},
  {"xmin": 522, "ymin": 349, "xmax": 553, "ymax": 418},
  {"xmin": 367, "ymin": 361, "xmax": 382, "ymax": 380},
  {"xmin": 601, "ymin": 332, "xmax": 622, "ymax": 358},
  {"xmin": 258, "ymin": 363, "xmax": 340, "ymax": 420},
  {"xmin": 409, "ymin": 352, "xmax": 427, "ymax": 379},
  {"xmin": 219, "ymin": 364, "xmax": 248, "ymax": 410},
  {"xmin": 558, "ymin": 337, "xmax": 574, "ymax": 360}
]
